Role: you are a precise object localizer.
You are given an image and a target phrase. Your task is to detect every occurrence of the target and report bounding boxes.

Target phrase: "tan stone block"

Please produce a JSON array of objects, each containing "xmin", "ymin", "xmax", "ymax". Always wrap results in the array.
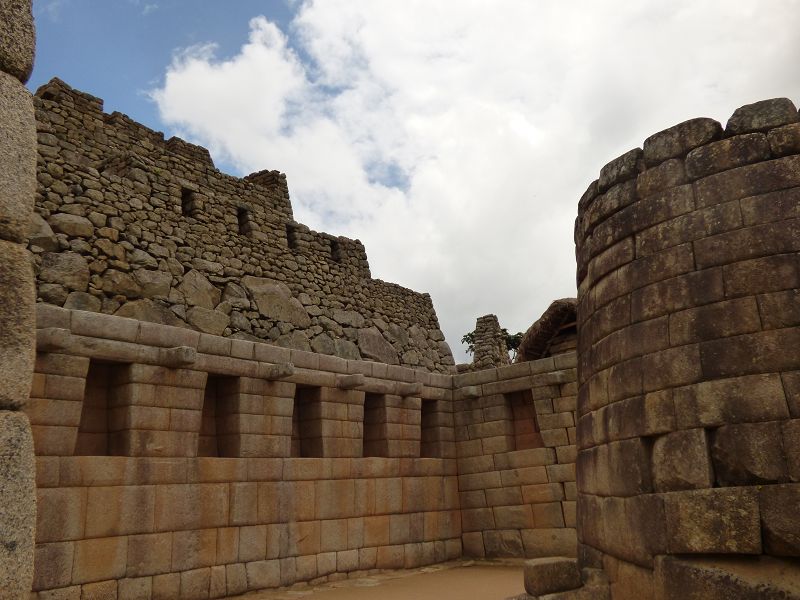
[
  {"xmin": 759, "ymin": 484, "xmax": 800, "ymax": 556},
  {"xmin": 483, "ymin": 529, "xmax": 524, "ymax": 557},
  {"xmin": 126, "ymin": 532, "xmax": 172, "ymax": 577},
  {"xmin": 320, "ymin": 518, "xmax": 348, "ymax": 552},
  {"xmin": 239, "ymin": 525, "xmax": 267, "ymax": 562},
  {"xmin": 72, "ymin": 536, "xmax": 127, "ymax": 584},
  {"xmin": 33, "ymin": 542, "xmax": 74, "ymax": 591},
  {"xmin": 674, "ymin": 373, "xmax": 789, "ymax": 428},
  {"xmin": 290, "ymin": 520, "xmax": 320, "ymax": 556},
  {"xmin": 154, "ymin": 483, "xmax": 228, "ymax": 530},
  {"xmin": 315, "ymin": 479, "xmax": 354, "ymax": 519},
  {"xmin": 216, "ymin": 527, "xmax": 239, "ymax": 565},
  {"xmin": 665, "ymin": 488, "xmax": 761, "ymax": 554},
  {"xmin": 180, "ymin": 567, "xmax": 210, "ymax": 599},
  {"xmin": 712, "ymin": 421, "xmax": 789, "ymax": 485},
  {"xmin": 522, "ymin": 528, "xmax": 577, "ymax": 558},
  {"xmin": 362, "ymin": 515, "xmax": 390, "ymax": 546},
  {"xmin": 118, "ymin": 576, "xmax": 151, "ymax": 600},
  {"xmin": 80, "ymin": 580, "xmax": 117, "ymax": 599},
  {"xmin": 0, "ymin": 243, "xmax": 35, "ymax": 410},
  {"xmin": 295, "ymin": 554, "xmax": 317, "ymax": 581},
  {"xmin": 493, "ymin": 505, "xmax": 534, "ymax": 529},
  {"xmin": 653, "ymin": 428, "xmax": 714, "ymax": 492},
  {"xmin": 85, "ymin": 485, "xmax": 155, "ymax": 537},
  {"xmin": 151, "ymin": 573, "xmax": 180, "ymax": 600},
  {"xmin": 336, "ymin": 549, "xmax": 358, "ymax": 572},
  {"xmin": 225, "ymin": 564, "xmax": 247, "ymax": 597},
  {"xmin": 279, "ymin": 556, "xmax": 297, "ymax": 587},
  {"xmin": 36, "ymin": 487, "xmax": 86, "ymax": 542},
  {"xmin": 209, "ymin": 565, "xmax": 226, "ymax": 599},
  {"xmin": 229, "ymin": 482, "xmax": 258, "ymax": 526},
  {"xmin": 533, "ymin": 502, "xmax": 566, "ymax": 528},
  {"xmin": 171, "ymin": 529, "xmax": 217, "ymax": 571}
]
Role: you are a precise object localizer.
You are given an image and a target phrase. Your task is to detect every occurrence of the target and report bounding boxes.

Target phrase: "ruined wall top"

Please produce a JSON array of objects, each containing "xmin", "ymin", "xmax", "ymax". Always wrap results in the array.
[{"xmin": 29, "ymin": 78, "xmax": 455, "ymax": 372}]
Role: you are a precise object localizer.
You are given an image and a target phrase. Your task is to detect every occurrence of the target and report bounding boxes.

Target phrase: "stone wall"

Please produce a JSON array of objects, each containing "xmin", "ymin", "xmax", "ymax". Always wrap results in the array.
[
  {"xmin": 453, "ymin": 354, "xmax": 577, "ymax": 561},
  {"xmin": 28, "ymin": 78, "xmax": 454, "ymax": 372},
  {"xmin": 0, "ymin": 1, "xmax": 38, "ymax": 597},
  {"xmin": 575, "ymin": 98, "xmax": 800, "ymax": 598},
  {"xmin": 25, "ymin": 304, "xmax": 575, "ymax": 597},
  {"xmin": 460, "ymin": 314, "xmax": 510, "ymax": 372}
]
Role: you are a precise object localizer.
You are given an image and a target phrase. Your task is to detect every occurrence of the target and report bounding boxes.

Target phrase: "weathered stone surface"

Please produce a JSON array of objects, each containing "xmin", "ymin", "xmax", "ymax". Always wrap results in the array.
[
  {"xmin": 114, "ymin": 298, "xmax": 187, "ymax": 327},
  {"xmin": 101, "ymin": 269, "xmax": 141, "ymax": 299},
  {"xmin": 726, "ymin": 97, "xmax": 799, "ymax": 135},
  {"xmin": 332, "ymin": 309, "xmax": 365, "ymax": 328},
  {"xmin": 685, "ymin": 133, "xmax": 771, "ymax": 180},
  {"xmin": 186, "ymin": 306, "xmax": 230, "ymax": 335},
  {"xmin": 47, "ymin": 213, "xmax": 93, "ymax": 238},
  {"xmin": 26, "ymin": 212, "xmax": 57, "ymax": 251},
  {"xmin": 652, "ymin": 428, "xmax": 714, "ymax": 492},
  {"xmin": 711, "ymin": 421, "xmax": 789, "ymax": 485},
  {"xmin": 63, "ymin": 291, "xmax": 101, "ymax": 312},
  {"xmin": 39, "ymin": 251, "xmax": 89, "ymax": 292},
  {"xmin": 0, "ymin": 411, "xmax": 35, "ymax": 596},
  {"xmin": 222, "ymin": 281, "xmax": 250, "ymax": 309},
  {"xmin": 0, "ymin": 0, "xmax": 35, "ymax": 83},
  {"xmin": 177, "ymin": 269, "xmax": 220, "ymax": 310},
  {"xmin": 133, "ymin": 268, "xmax": 172, "ymax": 299},
  {"xmin": 655, "ymin": 555, "xmax": 800, "ymax": 600},
  {"xmin": 128, "ymin": 248, "xmax": 158, "ymax": 268},
  {"xmin": 334, "ymin": 338, "xmax": 360, "ymax": 360},
  {"xmin": 358, "ymin": 327, "xmax": 399, "ymax": 365},
  {"xmin": 598, "ymin": 148, "xmax": 643, "ymax": 193},
  {"xmin": 310, "ymin": 332, "xmax": 336, "ymax": 355},
  {"xmin": 242, "ymin": 276, "xmax": 311, "ymax": 327},
  {"xmin": 0, "ymin": 243, "xmax": 34, "ymax": 410},
  {"xmin": 524, "ymin": 557, "xmax": 582, "ymax": 596},
  {"xmin": 759, "ymin": 484, "xmax": 800, "ymax": 556},
  {"xmin": 275, "ymin": 329, "xmax": 311, "ymax": 351},
  {"xmin": 37, "ymin": 282, "xmax": 67, "ymax": 305},
  {"xmin": 665, "ymin": 488, "xmax": 761, "ymax": 554},
  {"xmin": 0, "ymin": 71, "xmax": 35, "ymax": 243},
  {"xmin": 642, "ymin": 117, "xmax": 723, "ymax": 166}
]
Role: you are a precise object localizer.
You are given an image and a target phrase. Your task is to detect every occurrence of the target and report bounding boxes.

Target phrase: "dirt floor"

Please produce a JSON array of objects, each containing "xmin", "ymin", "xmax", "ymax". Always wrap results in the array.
[{"xmin": 231, "ymin": 560, "xmax": 526, "ymax": 600}]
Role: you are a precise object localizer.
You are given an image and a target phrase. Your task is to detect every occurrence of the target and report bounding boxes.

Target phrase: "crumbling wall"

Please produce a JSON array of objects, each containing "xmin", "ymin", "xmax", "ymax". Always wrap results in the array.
[
  {"xmin": 29, "ymin": 79, "xmax": 454, "ymax": 372},
  {"xmin": 575, "ymin": 98, "xmax": 800, "ymax": 598},
  {"xmin": 461, "ymin": 314, "xmax": 510, "ymax": 372},
  {"xmin": 453, "ymin": 354, "xmax": 577, "ymax": 561},
  {"xmin": 0, "ymin": 1, "xmax": 37, "ymax": 597},
  {"xmin": 28, "ymin": 305, "xmax": 460, "ymax": 598}
]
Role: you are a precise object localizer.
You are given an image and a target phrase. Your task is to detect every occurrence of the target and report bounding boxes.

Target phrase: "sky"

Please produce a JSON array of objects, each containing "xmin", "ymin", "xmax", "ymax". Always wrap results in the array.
[{"xmin": 30, "ymin": 0, "xmax": 800, "ymax": 362}]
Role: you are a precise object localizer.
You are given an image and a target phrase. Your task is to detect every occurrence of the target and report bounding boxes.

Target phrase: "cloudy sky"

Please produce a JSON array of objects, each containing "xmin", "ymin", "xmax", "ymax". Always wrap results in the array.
[{"xmin": 31, "ymin": 0, "xmax": 800, "ymax": 361}]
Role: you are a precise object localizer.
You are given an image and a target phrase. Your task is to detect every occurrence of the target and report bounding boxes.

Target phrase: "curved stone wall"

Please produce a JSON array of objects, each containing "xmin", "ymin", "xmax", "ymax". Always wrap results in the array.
[{"xmin": 575, "ymin": 98, "xmax": 800, "ymax": 597}]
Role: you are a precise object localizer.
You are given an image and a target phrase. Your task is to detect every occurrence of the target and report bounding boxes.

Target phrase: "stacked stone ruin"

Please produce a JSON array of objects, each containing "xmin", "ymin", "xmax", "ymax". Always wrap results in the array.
[{"xmin": 1, "ymin": 2, "xmax": 799, "ymax": 598}]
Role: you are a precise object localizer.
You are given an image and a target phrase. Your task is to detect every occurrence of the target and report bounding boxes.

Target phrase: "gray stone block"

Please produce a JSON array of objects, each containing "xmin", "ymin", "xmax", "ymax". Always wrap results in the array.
[
  {"xmin": 524, "ymin": 557, "xmax": 582, "ymax": 596},
  {"xmin": 0, "ymin": 241, "xmax": 34, "ymax": 410},
  {"xmin": 0, "ymin": 71, "xmax": 35, "ymax": 243},
  {"xmin": 0, "ymin": 411, "xmax": 35, "ymax": 596},
  {"xmin": 726, "ymin": 97, "xmax": 799, "ymax": 135},
  {"xmin": 0, "ymin": 0, "xmax": 35, "ymax": 83}
]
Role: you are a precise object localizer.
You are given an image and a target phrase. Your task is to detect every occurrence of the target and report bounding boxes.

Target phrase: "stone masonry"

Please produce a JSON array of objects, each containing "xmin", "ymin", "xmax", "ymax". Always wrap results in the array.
[
  {"xmin": 0, "ymin": 0, "xmax": 37, "ymax": 597},
  {"xmin": 29, "ymin": 79, "xmax": 454, "ymax": 373}
]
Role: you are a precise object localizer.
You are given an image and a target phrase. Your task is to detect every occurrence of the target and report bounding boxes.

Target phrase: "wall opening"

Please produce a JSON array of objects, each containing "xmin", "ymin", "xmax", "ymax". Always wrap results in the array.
[
  {"xmin": 330, "ymin": 239, "xmax": 343, "ymax": 263},
  {"xmin": 181, "ymin": 188, "xmax": 200, "ymax": 217},
  {"xmin": 75, "ymin": 360, "xmax": 126, "ymax": 455},
  {"xmin": 363, "ymin": 393, "xmax": 388, "ymax": 457},
  {"xmin": 237, "ymin": 206, "xmax": 253, "ymax": 237},
  {"xmin": 286, "ymin": 223, "xmax": 298, "ymax": 250},
  {"xmin": 420, "ymin": 399, "xmax": 440, "ymax": 458},
  {"xmin": 291, "ymin": 386, "xmax": 322, "ymax": 457},
  {"xmin": 505, "ymin": 389, "xmax": 544, "ymax": 451},
  {"xmin": 198, "ymin": 375, "xmax": 237, "ymax": 457}
]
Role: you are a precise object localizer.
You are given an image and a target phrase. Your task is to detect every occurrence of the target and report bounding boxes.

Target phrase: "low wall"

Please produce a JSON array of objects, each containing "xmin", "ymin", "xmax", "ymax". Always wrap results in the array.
[{"xmin": 26, "ymin": 305, "xmax": 576, "ymax": 598}]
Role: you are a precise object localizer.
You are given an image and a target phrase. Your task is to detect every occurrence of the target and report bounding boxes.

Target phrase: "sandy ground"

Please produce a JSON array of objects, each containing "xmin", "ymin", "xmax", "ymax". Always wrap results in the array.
[{"xmin": 231, "ymin": 560, "xmax": 526, "ymax": 600}]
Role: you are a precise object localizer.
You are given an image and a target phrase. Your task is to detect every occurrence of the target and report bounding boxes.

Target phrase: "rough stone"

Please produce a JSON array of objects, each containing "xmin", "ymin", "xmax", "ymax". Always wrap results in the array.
[
  {"xmin": 26, "ymin": 212, "xmax": 57, "ymax": 251},
  {"xmin": 275, "ymin": 329, "xmax": 311, "ymax": 352},
  {"xmin": 186, "ymin": 306, "xmax": 230, "ymax": 336},
  {"xmin": 63, "ymin": 291, "xmax": 101, "ymax": 312},
  {"xmin": 334, "ymin": 338, "xmax": 360, "ymax": 360},
  {"xmin": 39, "ymin": 251, "xmax": 89, "ymax": 292},
  {"xmin": 642, "ymin": 117, "xmax": 723, "ymax": 166},
  {"xmin": 101, "ymin": 269, "xmax": 141, "ymax": 299},
  {"xmin": 524, "ymin": 557, "xmax": 582, "ymax": 596},
  {"xmin": 114, "ymin": 298, "xmax": 187, "ymax": 327},
  {"xmin": 358, "ymin": 327, "xmax": 399, "ymax": 365},
  {"xmin": 47, "ymin": 213, "xmax": 93, "ymax": 238},
  {"xmin": 133, "ymin": 268, "xmax": 172, "ymax": 299},
  {"xmin": 241, "ymin": 276, "xmax": 311, "ymax": 327},
  {"xmin": 177, "ymin": 269, "xmax": 220, "ymax": 309},
  {"xmin": 310, "ymin": 332, "xmax": 336, "ymax": 355},
  {"xmin": 711, "ymin": 421, "xmax": 789, "ymax": 485},
  {"xmin": 652, "ymin": 429, "xmax": 714, "ymax": 491},
  {"xmin": 0, "ymin": 71, "xmax": 36, "ymax": 243},
  {"xmin": 0, "ymin": 0, "xmax": 35, "ymax": 83},
  {"xmin": 0, "ymin": 242, "xmax": 34, "ymax": 410},
  {"xmin": 332, "ymin": 309, "xmax": 365, "ymax": 328},
  {"xmin": 0, "ymin": 411, "xmax": 35, "ymax": 597},
  {"xmin": 726, "ymin": 97, "xmax": 799, "ymax": 135}
]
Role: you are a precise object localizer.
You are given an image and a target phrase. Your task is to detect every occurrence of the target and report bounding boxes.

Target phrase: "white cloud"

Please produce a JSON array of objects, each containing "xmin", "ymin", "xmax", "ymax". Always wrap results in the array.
[{"xmin": 151, "ymin": 1, "xmax": 800, "ymax": 362}]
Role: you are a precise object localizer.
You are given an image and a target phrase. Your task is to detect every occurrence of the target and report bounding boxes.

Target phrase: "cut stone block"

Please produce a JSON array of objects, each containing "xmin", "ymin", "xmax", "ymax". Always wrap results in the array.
[
  {"xmin": 524, "ymin": 557, "xmax": 582, "ymax": 596},
  {"xmin": 652, "ymin": 428, "xmax": 714, "ymax": 491}
]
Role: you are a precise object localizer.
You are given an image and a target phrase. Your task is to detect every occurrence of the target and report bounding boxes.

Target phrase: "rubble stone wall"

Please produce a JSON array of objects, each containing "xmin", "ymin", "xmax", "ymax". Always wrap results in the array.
[
  {"xmin": 0, "ymin": 0, "xmax": 38, "ymax": 597},
  {"xmin": 575, "ymin": 98, "xmax": 800, "ymax": 598},
  {"xmin": 452, "ymin": 354, "xmax": 578, "ymax": 561},
  {"xmin": 29, "ymin": 79, "xmax": 454, "ymax": 373}
]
